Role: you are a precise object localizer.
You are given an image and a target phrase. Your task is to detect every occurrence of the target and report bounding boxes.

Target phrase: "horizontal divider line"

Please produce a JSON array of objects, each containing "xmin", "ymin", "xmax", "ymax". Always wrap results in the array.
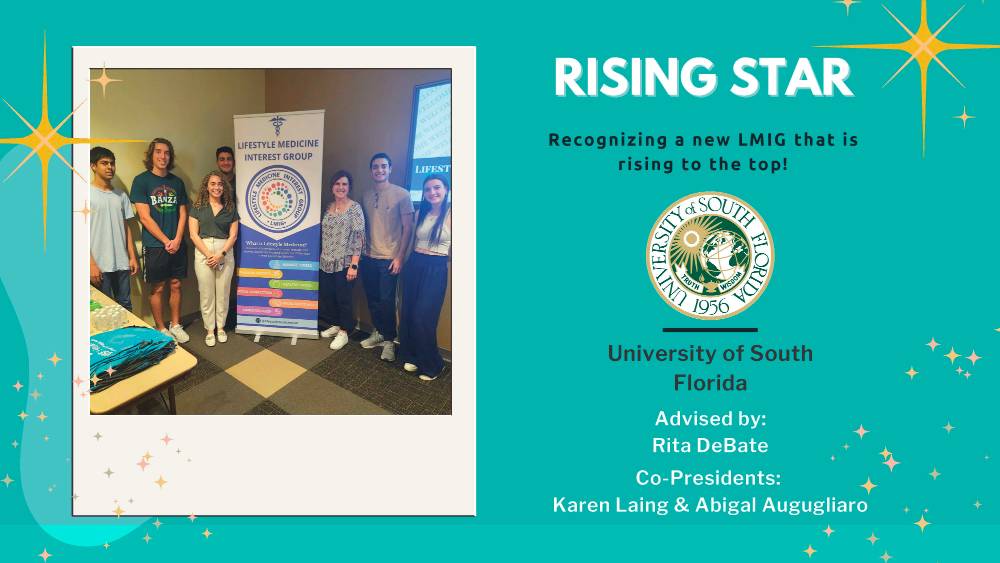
[{"xmin": 662, "ymin": 327, "xmax": 759, "ymax": 333}]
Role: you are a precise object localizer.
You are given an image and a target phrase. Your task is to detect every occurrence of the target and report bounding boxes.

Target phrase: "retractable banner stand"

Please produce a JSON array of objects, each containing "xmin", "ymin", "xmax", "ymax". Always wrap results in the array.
[{"xmin": 233, "ymin": 110, "xmax": 325, "ymax": 339}]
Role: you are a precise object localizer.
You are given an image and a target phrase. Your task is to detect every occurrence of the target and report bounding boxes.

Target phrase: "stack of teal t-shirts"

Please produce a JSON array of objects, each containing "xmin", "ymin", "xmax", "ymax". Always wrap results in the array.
[{"xmin": 90, "ymin": 327, "xmax": 177, "ymax": 393}]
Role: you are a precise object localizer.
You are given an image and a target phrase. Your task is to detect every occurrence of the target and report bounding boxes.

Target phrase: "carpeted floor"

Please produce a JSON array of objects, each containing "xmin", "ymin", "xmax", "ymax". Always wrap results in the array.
[{"xmin": 132, "ymin": 324, "xmax": 452, "ymax": 415}]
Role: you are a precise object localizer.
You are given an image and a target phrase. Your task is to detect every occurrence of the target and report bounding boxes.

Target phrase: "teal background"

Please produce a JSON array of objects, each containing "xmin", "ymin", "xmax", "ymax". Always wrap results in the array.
[{"xmin": 1, "ymin": 0, "xmax": 997, "ymax": 560}]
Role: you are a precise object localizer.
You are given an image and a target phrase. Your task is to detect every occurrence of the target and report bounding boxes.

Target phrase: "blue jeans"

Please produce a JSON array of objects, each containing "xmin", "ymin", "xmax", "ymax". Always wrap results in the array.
[
  {"xmin": 360, "ymin": 256, "xmax": 398, "ymax": 340},
  {"xmin": 99, "ymin": 270, "xmax": 133, "ymax": 311}
]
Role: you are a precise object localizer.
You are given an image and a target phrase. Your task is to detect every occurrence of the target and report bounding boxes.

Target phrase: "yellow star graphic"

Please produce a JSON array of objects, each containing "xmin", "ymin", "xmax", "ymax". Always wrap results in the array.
[
  {"xmin": 914, "ymin": 515, "xmax": 931, "ymax": 532},
  {"xmin": 879, "ymin": 447, "xmax": 892, "ymax": 459},
  {"xmin": 944, "ymin": 347, "xmax": 961, "ymax": 363},
  {"xmin": 861, "ymin": 477, "xmax": 878, "ymax": 494},
  {"xmin": 154, "ymin": 475, "xmax": 167, "ymax": 489},
  {"xmin": 954, "ymin": 105, "xmax": 975, "ymax": 127},
  {"xmin": 112, "ymin": 504, "xmax": 124, "ymax": 518},
  {"xmin": 905, "ymin": 366, "xmax": 918, "ymax": 379},
  {"xmin": 47, "ymin": 353, "xmax": 60, "ymax": 366},
  {"xmin": 36, "ymin": 411, "xmax": 47, "ymax": 422},
  {"xmin": 202, "ymin": 529, "xmax": 212, "ymax": 539},
  {"xmin": 820, "ymin": 0, "xmax": 1000, "ymax": 155},
  {"xmin": 836, "ymin": 0, "xmax": 861, "ymax": 16},
  {"xmin": 17, "ymin": 411, "xmax": 28, "ymax": 421},
  {"xmin": 38, "ymin": 548, "xmax": 52, "ymax": 562},
  {"xmin": 0, "ymin": 36, "xmax": 143, "ymax": 246},
  {"xmin": 804, "ymin": 545, "xmax": 817, "ymax": 557},
  {"xmin": 89, "ymin": 65, "xmax": 122, "ymax": 98}
]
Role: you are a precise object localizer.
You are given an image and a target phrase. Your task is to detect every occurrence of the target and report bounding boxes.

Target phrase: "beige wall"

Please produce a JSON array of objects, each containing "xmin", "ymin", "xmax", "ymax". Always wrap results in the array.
[
  {"xmin": 265, "ymin": 68, "xmax": 453, "ymax": 350},
  {"xmin": 91, "ymin": 67, "xmax": 452, "ymax": 351},
  {"xmin": 90, "ymin": 69, "xmax": 266, "ymax": 325}
]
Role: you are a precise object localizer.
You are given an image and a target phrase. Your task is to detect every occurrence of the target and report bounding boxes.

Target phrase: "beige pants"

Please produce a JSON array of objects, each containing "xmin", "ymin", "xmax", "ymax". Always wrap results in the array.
[{"xmin": 193, "ymin": 237, "xmax": 235, "ymax": 332}]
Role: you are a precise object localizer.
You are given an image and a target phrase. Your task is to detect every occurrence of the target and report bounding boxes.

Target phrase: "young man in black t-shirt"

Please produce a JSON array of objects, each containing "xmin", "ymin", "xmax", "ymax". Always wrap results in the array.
[{"xmin": 130, "ymin": 138, "xmax": 191, "ymax": 343}]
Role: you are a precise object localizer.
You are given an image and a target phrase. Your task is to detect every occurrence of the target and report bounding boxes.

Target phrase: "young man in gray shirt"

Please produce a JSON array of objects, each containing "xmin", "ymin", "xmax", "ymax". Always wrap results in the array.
[{"xmin": 89, "ymin": 147, "xmax": 138, "ymax": 309}]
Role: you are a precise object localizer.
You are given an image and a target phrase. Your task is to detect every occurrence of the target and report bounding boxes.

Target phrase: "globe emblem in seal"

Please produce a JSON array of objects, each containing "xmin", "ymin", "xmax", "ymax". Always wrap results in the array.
[
  {"xmin": 647, "ymin": 192, "xmax": 774, "ymax": 319},
  {"xmin": 246, "ymin": 165, "xmax": 310, "ymax": 233}
]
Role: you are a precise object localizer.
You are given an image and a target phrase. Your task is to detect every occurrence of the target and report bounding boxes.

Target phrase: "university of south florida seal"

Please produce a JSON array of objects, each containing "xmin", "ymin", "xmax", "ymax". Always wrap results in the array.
[{"xmin": 646, "ymin": 192, "xmax": 774, "ymax": 320}]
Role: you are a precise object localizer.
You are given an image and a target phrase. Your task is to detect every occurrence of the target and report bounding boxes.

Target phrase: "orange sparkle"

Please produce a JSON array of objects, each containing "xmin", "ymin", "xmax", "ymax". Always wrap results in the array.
[
  {"xmin": 954, "ymin": 105, "xmax": 975, "ymax": 127},
  {"xmin": 836, "ymin": 0, "xmax": 861, "ymax": 16},
  {"xmin": 967, "ymin": 350, "xmax": 982, "ymax": 365},
  {"xmin": 884, "ymin": 456, "xmax": 900, "ymax": 471}
]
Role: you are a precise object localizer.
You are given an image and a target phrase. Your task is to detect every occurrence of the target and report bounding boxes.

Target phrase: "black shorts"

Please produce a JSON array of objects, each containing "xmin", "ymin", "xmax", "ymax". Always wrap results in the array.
[{"xmin": 143, "ymin": 245, "xmax": 188, "ymax": 284}]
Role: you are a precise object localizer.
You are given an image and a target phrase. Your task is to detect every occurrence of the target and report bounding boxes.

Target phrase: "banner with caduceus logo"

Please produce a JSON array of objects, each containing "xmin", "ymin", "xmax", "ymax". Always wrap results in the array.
[{"xmin": 233, "ymin": 110, "xmax": 325, "ymax": 338}]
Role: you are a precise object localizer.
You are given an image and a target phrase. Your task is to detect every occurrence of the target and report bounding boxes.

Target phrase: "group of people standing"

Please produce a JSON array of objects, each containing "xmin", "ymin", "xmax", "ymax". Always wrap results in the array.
[
  {"xmin": 318, "ymin": 153, "xmax": 452, "ymax": 380},
  {"xmin": 89, "ymin": 141, "xmax": 452, "ymax": 382}
]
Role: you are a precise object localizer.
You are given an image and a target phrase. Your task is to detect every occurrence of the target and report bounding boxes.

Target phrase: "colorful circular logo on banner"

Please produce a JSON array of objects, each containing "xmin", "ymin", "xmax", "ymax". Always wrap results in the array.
[
  {"xmin": 646, "ymin": 192, "xmax": 774, "ymax": 320},
  {"xmin": 246, "ymin": 165, "xmax": 310, "ymax": 233}
]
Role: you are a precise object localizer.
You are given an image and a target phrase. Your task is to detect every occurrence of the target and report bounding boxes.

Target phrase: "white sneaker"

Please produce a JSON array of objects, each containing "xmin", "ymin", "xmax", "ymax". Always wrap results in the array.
[
  {"xmin": 361, "ymin": 330, "xmax": 384, "ymax": 349},
  {"xmin": 329, "ymin": 331, "xmax": 349, "ymax": 350},
  {"xmin": 320, "ymin": 325, "xmax": 340, "ymax": 338},
  {"xmin": 205, "ymin": 332, "xmax": 216, "ymax": 347},
  {"xmin": 380, "ymin": 341, "xmax": 396, "ymax": 362},
  {"xmin": 403, "ymin": 363, "xmax": 418, "ymax": 373},
  {"xmin": 216, "ymin": 329, "xmax": 227, "ymax": 343},
  {"xmin": 418, "ymin": 373, "xmax": 439, "ymax": 381},
  {"xmin": 159, "ymin": 328, "xmax": 173, "ymax": 340},
  {"xmin": 169, "ymin": 323, "xmax": 190, "ymax": 343}
]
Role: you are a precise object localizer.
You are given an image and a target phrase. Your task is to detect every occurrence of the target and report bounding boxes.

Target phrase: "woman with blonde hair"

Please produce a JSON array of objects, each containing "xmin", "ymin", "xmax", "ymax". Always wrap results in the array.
[{"xmin": 188, "ymin": 170, "xmax": 239, "ymax": 346}]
